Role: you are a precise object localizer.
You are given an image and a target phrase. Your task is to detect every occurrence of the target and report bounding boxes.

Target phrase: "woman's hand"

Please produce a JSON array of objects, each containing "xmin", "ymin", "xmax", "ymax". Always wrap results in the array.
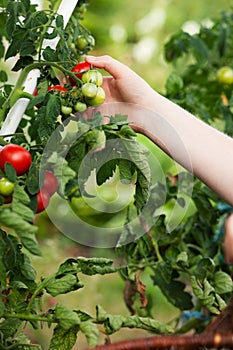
[{"xmin": 85, "ymin": 55, "xmax": 155, "ymax": 108}]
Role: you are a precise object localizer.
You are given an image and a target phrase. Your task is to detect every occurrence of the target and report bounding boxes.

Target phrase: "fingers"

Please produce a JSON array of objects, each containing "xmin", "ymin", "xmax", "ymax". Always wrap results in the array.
[{"xmin": 85, "ymin": 55, "xmax": 132, "ymax": 80}]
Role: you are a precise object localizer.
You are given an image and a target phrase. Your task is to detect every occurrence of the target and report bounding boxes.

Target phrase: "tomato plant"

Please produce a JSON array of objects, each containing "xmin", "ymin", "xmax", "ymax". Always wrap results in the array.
[{"xmin": 0, "ymin": 1, "xmax": 233, "ymax": 350}]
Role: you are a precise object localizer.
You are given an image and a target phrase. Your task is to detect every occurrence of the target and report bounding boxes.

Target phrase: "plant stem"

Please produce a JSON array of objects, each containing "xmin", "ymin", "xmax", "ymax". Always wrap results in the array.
[{"xmin": 3, "ymin": 312, "xmax": 53, "ymax": 324}]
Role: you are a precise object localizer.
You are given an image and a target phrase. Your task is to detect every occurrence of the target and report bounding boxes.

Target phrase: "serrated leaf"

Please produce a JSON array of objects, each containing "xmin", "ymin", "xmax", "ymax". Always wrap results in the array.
[
  {"xmin": 77, "ymin": 257, "xmax": 117, "ymax": 275},
  {"xmin": 12, "ymin": 183, "xmax": 34, "ymax": 222},
  {"xmin": 214, "ymin": 271, "xmax": 233, "ymax": 294},
  {"xmin": 55, "ymin": 304, "xmax": 81, "ymax": 330},
  {"xmin": 96, "ymin": 305, "xmax": 174, "ymax": 334},
  {"xmin": 79, "ymin": 321, "xmax": 99, "ymax": 347},
  {"xmin": 45, "ymin": 274, "xmax": 83, "ymax": 297},
  {"xmin": 0, "ymin": 208, "xmax": 40, "ymax": 256},
  {"xmin": 49, "ymin": 325, "xmax": 79, "ymax": 350}
]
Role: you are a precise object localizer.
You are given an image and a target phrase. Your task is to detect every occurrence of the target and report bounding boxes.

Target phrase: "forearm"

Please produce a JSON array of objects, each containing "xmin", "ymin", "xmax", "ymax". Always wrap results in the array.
[{"xmin": 131, "ymin": 92, "xmax": 233, "ymax": 205}]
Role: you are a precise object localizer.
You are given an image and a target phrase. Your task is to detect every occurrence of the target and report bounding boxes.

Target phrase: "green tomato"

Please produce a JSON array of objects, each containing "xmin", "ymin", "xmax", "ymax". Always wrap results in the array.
[
  {"xmin": 82, "ymin": 70, "xmax": 103, "ymax": 87},
  {"xmin": 61, "ymin": 105, "xmax": 72, "ymax": 115},
  {"xmin": 74, "ymin": 101, "xmax": 87, "ymax": 112},
  {"xmin": 0, "ymin": 177, "xmax": 14, "ymax": 196},
  {"xmin": 82, "ymin": 82, "xmax": 98, "ymax": 99},
  {"xmin": 76, "ymin": 35, "xmax": 89, "ymax": 51},
  {"xmin": 217, "ymin": 66, "xmax": 233, "ymax": 85},
  {"xmin": 86, "ymin": 87, "xmax": 106, "ymax": 106}
]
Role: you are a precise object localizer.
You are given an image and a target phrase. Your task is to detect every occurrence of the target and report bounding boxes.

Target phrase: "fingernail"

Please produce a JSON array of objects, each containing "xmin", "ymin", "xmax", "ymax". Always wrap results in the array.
[{"xmin": 86, "ymin": 55, "xmax": 97, "ymax": 60}]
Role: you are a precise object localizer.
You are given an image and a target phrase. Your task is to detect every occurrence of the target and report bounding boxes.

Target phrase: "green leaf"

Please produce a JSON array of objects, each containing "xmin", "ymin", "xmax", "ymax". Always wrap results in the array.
[
  {"xmin": 43, "ymin": 46, "xmax": 58, "ymax": 61},
  {"xmin": 79, "ymin": 321, "xmax": 99, "ymax": 347},
  {"xmin": 46, "ymin": 94, "xmax": 61, "ymax": 123},
  {"xmin": 55, "ymin": 304, "xmax": 81, "ymax": 330},
  {"xmin": 151, "ymin": 263, "xmax": 193, "ymax": 310},
  {"xmin": 12, "ymin": 55, "xmax": 34, "ymax": 71},
  {"xmin": 165, "ymin": 72, "xmax": 184, "ymax": 95},
  {"xmin": 20, "ymin": 39, "xmax": 36, "ymax": 56},
  {"xmin": 12, "ymin": 183, "xmax": 34, "ymax": 222},
  {"xmin": 26, "ymin": 161, "xmax": 40, "ymax": 195},
  {"xmin": 214, "ymin": 271, "xmax": 233, "ymax": 294},
  {"xmin": 49, "ymin": 325, "xmax": 79, "ymax": 350},
  {"xmin": 20, "ymin": 254, "xmax": 37, "ymax": 281},
  {"xmin": 45, "ymin": 274, "xmax": 83, "ymax": 297},
  {"xmin": 96, "ymin": 159, "xmax": 118, "ymax": 185},
  {"xmin": 0, "ymin": 70, "xmax": 7, "ymax": 82},
  {"xmin": 56, "ymin": 14, "xmax": 64, "ymax": 28},
  {"xmin": 190, "ymin": 35, "xmax": 209, "ymax": 63},
  {"xmin": 4, "ymin": 162, "xmax": 16, "ymax": 182},
  {"xmin": 0, "ymin": 208, "xmax": 40, "ymax": 256},
  {"xmin": 96, "ymin": 305, "xmax": 174, "ymax": 334},
  {"xmin": 77, "ymin": 257, "xmax": 117, "ymax": 275}
]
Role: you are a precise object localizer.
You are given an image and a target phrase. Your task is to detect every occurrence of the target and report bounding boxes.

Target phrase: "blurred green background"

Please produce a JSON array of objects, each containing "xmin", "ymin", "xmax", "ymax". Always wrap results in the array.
[{"xmin": 27, "ymin": 0, "xmax": 232, "ymax": 348}]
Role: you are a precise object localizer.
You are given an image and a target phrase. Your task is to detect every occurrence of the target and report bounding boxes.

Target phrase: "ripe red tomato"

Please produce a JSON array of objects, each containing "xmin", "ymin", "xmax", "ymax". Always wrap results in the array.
[
  {"xmin": 0, "ymin": 144, "xmax": 32, "ymax": 175},
  {"xmin": 42, "ymin": 170, "xmax": 58, "ymax": 196},
  {"xmin": 69, "ymin": 61, "xmax": 91, "ymax": 85},
  {"xmin": 36, "ymin": 189, "xmax": 50, "ymax": 213},
  {"xmin": 48, "ymin": 85, "xmax": 68, "ymax": 92}
]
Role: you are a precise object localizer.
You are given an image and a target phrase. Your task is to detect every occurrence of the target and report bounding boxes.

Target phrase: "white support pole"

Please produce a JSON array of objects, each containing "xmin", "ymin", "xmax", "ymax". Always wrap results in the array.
[{"xmin": 0, "ymin": 0, "xmax": 79, "ymax": 137}]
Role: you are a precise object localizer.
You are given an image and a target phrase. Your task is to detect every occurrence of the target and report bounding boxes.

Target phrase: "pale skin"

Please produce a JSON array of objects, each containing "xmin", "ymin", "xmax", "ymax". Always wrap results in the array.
[{"xmin": 85, "ymin": 54, "xmax": 233, "ymax": 262}]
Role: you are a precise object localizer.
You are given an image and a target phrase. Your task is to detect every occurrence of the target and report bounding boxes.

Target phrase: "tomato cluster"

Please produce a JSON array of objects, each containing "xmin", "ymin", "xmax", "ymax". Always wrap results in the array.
[
  {"xmin": 0, "ymin": 144, "xmax": 58, "ymax": 214},
  {"xmin": 35, "ymin": 61, "xmax": 106, "ymax": 116}
]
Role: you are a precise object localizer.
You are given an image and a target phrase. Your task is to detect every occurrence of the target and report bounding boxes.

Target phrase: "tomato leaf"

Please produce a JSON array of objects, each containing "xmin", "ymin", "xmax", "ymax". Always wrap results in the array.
[
  {"xmin": 45, "ymin": 274, "xmax": 83, "ymax": 297},
  {"xmin": 49, "ymin": 325, "xmax": 79, "ymax": 350},
  {"xmin": 79, "ymin": 321, "xmax": 99, "ymax": 347},
  {"xmin": 96, "ymin": 305, "xmax": 174, "ymax": 334},
  {"xmin": 0, "ymin": 208, "xmax": 40, "ymax": 256},
  {"xmin": 55, "ymin": 304, "xmax": 81, "ymax": 330}
]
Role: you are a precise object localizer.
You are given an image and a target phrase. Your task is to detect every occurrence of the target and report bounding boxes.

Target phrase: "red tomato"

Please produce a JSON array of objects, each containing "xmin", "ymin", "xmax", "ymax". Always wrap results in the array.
[
  {"xmin": 0, "ymin": 144, "xmax": 32, "ymax": 175},
  {"xmin": 42, "ymin": 170, "xmax": 58, "ymax": 196},
  {"xmin": 48, "ymin": 85, "xmax": 68, "ymax": 92},
  {"xmin": 69, "ymin": 61, "xmax": 91, "ymax": 85},
  {"xmin": 36, "ymin": 189, "xmax": 50, "ymax": 213}
]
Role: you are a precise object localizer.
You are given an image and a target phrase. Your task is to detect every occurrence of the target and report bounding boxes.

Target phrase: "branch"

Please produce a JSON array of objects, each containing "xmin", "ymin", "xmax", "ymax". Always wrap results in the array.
[{"xmin": 90, "ymin": 333, "xmax": 233, "ymax": 350}]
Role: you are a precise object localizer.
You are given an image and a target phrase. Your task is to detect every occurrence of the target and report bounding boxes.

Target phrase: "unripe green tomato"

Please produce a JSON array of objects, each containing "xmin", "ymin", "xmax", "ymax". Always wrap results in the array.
[
  {"xmin": 82, "ymin": 83, "xmax": 98, "ymax": 99},
  {"xmin": 217, "ymin": 66, "xmax": 233, "ymax": 85},
  {"xmin": 76, "ymin": 35, "xmax": 89, "ymax": 51},
  {"xmin": 61, "ymin": 105, "xmax": 72, "ymax": 115},
  {"xmin": 0, "ymin": 177, "xmax": 14, "ymax": 196},
  {"xmin": 86, "ymin": 87, "xmax": 106, "ymax": 106},
  {"xmin": 74, "ymin": 101, "xmax": 87, "ymax": 112},
  {"xmin": 81, "ymin": 70, "xmax": 103, "ymax": 87}
]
